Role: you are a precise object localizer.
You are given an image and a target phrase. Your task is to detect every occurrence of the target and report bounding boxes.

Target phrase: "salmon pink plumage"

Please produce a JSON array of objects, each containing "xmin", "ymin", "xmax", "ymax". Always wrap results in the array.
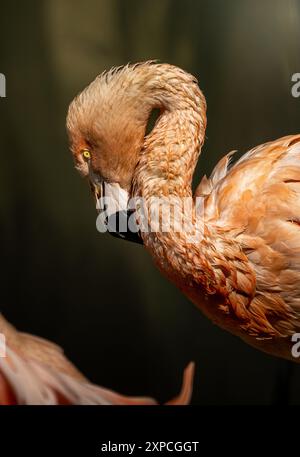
[{"xmin": 67, "ymin": 61, "xmax": 300, "ymax": 362}]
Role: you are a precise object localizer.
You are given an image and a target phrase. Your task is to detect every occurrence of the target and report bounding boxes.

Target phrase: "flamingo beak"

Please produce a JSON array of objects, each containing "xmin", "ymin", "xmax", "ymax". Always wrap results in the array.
[{"xmin": 89, "ymin": 179, "xmax": 143, "ymax": 245}]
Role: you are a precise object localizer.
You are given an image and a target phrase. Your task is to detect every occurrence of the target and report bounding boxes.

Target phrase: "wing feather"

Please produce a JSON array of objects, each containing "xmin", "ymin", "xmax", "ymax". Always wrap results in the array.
[
  {"xmin": 202, "ymin": 134, "xmax": 300, "ymax": 336},
  {"xmin": 0, "ymin": 315, "xmax": 194, "ymax": 405}
]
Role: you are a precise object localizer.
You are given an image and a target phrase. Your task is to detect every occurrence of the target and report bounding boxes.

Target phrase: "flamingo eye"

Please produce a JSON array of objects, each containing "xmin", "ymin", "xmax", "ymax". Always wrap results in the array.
[{"xmin": 82, "ymin": 149, "xmax": 91, "ymax": 160}]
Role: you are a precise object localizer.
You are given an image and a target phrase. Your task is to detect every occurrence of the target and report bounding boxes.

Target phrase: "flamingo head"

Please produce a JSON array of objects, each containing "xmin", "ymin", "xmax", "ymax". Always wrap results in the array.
[{"xmin": 66, "ymin": 64, "xmax": 154, "ymax": 244}]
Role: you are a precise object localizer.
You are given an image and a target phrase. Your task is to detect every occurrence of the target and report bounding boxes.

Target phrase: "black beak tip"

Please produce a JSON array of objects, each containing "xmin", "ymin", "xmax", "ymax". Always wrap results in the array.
[
  {"xmin": 105, "ymin": 210, "xmax": 143, "ymax": 245},
  {"xmin": 108, "ymin": 229, "xmax": 143, "ymax": 245}
]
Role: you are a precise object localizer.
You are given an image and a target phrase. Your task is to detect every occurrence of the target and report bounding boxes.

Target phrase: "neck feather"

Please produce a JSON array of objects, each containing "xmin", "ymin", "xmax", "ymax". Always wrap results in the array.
[
  {"xmin": 130, "ymin": 65, "xmax": 216, "ymax": 289},
  {"xmin": 133, "ymin": 64, "xmax": 207, "ymax": 198}
]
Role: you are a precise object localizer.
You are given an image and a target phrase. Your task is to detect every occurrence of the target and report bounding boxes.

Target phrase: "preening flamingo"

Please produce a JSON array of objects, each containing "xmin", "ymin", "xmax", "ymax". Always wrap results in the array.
[
  {"xmin": 67, "ymin": 61, "xmax": 300, "ymax": 362},
  {"xmin": 0, "ymin": 315, "xmax": 194, "ymax": 405}
]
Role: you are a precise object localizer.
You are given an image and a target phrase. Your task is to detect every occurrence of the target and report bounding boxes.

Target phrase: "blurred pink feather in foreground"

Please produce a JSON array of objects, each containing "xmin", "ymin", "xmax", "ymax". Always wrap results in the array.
[{"xmin": 0, "ymin": 315, "xmax": 194, "ymax": 405}]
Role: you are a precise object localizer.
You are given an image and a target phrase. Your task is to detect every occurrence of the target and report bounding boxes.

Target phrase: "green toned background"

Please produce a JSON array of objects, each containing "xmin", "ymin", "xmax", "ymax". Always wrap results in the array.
[{"xmin": 0, "ymin": 0, "xmax": 300, "ymax": 404}]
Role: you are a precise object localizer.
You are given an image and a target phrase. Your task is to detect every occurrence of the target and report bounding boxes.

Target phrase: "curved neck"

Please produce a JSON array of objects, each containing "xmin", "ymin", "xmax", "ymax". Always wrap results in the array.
[
  {"xmin": 133, "ymin": 69, "xmax": 207, "ymax": 199},
  {"xmin": 131, "ymin": 71, "xmax": 213, "ymax": 289}
]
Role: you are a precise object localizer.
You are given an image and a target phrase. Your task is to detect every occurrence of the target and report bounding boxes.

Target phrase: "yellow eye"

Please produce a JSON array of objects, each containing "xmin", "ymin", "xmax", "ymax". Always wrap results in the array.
[{"xmin": 82, "ymin": 149, "xmax": 91, "ymax": 160}]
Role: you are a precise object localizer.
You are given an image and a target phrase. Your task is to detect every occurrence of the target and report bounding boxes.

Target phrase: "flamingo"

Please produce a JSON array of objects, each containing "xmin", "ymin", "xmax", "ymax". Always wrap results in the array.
[
  {"xmin": 67, "ymin": 61, "xmax": 300, "ymax": 363},
  {"xmin": 0, "ymin": 314, "xmax": 194, "ymax": 405}
]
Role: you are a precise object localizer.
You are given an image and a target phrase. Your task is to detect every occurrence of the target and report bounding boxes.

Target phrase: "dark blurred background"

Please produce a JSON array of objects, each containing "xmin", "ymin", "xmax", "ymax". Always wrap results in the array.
[{"xmin": 0, "ymin": 0, "xmax": 300, "ymax": 404}]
